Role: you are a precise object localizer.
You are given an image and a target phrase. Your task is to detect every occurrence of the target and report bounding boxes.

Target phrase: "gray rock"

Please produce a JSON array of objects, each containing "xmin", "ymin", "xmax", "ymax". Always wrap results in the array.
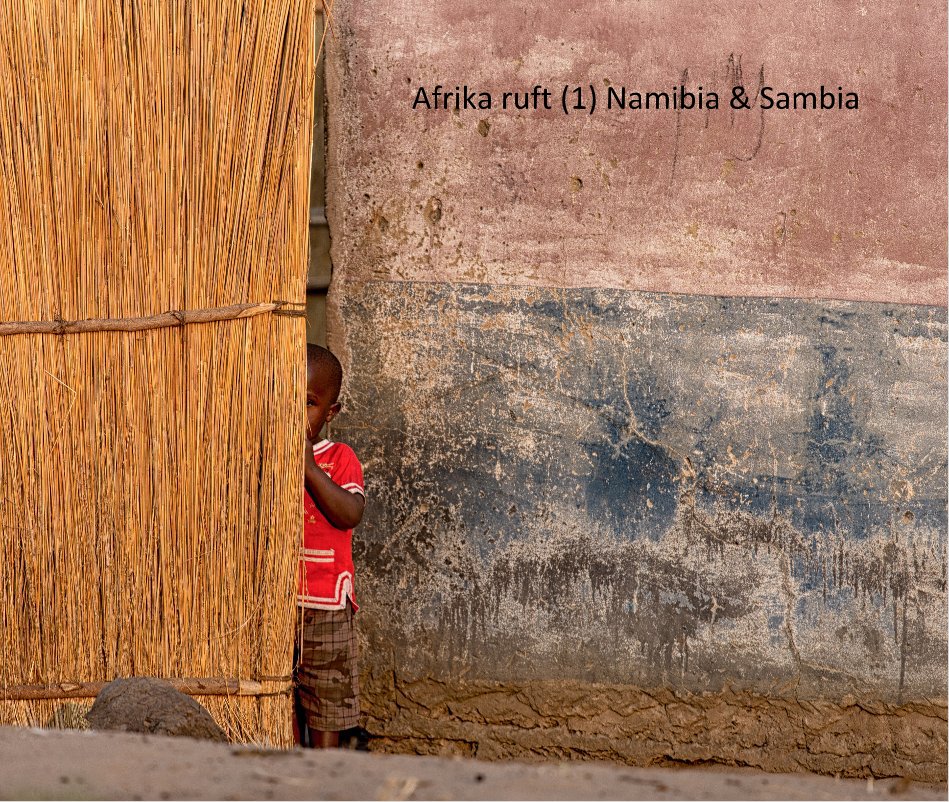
[{"xmin": 86, "ymin": 677, "xmax": 227, "ymax": 742}]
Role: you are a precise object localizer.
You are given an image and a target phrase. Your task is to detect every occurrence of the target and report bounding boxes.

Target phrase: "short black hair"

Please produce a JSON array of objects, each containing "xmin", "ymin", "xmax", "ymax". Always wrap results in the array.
[{"xmin": 307, "ymin": 344, "xmax": 343, "ymax": 402}]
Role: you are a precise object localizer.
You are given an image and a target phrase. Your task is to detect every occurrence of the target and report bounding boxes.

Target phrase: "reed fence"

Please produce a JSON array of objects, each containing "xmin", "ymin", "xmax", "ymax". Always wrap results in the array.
[{"xmin": 0, "ymin": 0, "xmax": 316, "ymax": 745}]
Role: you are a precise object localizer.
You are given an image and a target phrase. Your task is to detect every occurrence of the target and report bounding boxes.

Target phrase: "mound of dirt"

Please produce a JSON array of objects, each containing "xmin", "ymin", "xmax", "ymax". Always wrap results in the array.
[{"xmin": 86, "ymin": 677, "xmax": 227, "ymax": 742}]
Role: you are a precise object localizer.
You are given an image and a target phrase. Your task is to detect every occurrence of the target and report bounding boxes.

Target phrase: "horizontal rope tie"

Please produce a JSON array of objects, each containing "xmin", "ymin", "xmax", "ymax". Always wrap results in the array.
[
  {"xmin": 0, "ymin": 677, "xmax": 294, "ymax": 700},
  {"xmin": 0, "ymin": 300, "xmax": 306, "ymax": 336}
]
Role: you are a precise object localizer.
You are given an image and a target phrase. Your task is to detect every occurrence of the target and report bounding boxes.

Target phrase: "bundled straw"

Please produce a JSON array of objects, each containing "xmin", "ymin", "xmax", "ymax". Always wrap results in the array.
[{"xmin": 0, "ymin": 1, "xmax": 316, "ymax": 745}]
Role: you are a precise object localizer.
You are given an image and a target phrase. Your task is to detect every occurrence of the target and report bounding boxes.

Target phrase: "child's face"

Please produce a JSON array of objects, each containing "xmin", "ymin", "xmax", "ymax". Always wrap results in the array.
[{"xmin": 306, "ymin": 362, "xmax": 341, "ymax": 440}]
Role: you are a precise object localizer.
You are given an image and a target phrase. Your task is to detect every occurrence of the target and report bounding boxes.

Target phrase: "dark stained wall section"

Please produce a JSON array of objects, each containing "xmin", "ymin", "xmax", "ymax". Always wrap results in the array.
[{"xmin": 336, "ymin": 282, "xmax": 946, "ymax": 701}]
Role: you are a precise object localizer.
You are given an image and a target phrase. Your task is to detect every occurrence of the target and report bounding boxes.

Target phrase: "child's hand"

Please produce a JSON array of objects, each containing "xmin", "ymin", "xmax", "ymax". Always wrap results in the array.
[{"xmin": 303, "ymin": 440, "xmax": 365, "ymax": 530}]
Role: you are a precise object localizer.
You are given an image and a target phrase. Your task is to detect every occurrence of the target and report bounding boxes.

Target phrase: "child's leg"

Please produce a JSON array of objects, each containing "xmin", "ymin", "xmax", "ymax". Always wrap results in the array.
[
  {"xmin": 296, "ymin": 603, "xmax": 361, "ymax": 748},
  {"xmin": 291, "ymin": 639, "xmax": 310, "ymax": 747},
  {"xmin": 311, "ymin": 729, "xmax": 340, "ymax": 748},
  {"xmin": 292, "ymin": 687, "xmax": 311, "ymax": 747}
]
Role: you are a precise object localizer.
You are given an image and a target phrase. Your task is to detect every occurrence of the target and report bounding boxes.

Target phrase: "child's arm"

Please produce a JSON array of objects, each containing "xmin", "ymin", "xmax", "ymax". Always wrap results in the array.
[{"xmin": 304, "ymin": 438, "xmax": 365, "ymax": 530}]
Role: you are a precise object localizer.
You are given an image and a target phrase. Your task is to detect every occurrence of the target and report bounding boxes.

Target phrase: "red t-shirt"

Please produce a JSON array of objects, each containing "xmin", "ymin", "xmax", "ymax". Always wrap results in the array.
[{"xmin": 298, "ymin": 439, "xmax": 365, "ymax": 611}]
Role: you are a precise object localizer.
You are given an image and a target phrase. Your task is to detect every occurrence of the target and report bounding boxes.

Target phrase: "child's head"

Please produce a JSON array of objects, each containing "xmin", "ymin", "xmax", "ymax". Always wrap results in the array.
[{"xmin": 306, "ymin": 344, "xmax": 343, "ymax": 440}]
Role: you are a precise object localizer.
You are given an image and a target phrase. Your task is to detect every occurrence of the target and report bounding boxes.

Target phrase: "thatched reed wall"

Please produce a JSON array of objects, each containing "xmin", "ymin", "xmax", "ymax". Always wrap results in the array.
[{"xmin": 0, "ymin": 1, "xmax": 315, "ymax": 745}]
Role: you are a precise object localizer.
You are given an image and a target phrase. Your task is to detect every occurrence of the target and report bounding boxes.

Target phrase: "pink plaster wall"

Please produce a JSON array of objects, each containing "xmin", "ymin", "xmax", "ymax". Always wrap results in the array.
[{"xmin": 325, "ymin": 0, "xmax": 946, "ymax": 306}]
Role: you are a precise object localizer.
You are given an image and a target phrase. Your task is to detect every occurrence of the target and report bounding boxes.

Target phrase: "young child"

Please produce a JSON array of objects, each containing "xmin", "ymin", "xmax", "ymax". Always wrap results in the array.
[{"xmin": 295, "ymin": 344, "xmax": 365, "ymax": 748}]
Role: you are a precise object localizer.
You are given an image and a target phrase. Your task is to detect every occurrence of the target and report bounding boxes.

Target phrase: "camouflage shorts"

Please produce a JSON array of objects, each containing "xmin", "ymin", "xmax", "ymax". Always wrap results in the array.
[{"xmin": 295, "ymin": 603, "xmax": 360, "ymax": 732}]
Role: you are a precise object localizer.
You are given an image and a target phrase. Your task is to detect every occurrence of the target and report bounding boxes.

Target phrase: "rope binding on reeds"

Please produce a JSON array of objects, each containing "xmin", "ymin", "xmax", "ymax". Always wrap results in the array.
[
  {"xmin": 0, "ymin": 677, "xmax": 294, "ymax": 700},
  {"xmin": 0, "ymin": 301, "xmax": 306, "ymax": 337}
]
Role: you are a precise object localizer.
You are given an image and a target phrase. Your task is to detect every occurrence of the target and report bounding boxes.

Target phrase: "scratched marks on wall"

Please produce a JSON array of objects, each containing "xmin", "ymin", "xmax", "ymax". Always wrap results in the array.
[{"xmin": 335, "ymin": 282, "xmax": 947, "ymax": 699}]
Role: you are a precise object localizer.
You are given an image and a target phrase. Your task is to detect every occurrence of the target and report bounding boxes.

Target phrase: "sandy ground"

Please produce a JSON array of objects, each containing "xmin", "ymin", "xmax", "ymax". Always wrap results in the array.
[{"xmin": 0, "ymin": 727, "xmax": 944, "ymax": 801}]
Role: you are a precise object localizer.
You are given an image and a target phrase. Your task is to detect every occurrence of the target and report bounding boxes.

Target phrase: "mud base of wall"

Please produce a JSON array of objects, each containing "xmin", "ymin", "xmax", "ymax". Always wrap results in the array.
[{"xmin": 360, "ymin": 673, "xmax": 948, "ymax": 784}]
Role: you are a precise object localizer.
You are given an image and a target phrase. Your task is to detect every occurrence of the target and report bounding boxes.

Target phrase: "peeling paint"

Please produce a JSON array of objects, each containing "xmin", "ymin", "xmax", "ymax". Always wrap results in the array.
[{"xmin": 328, "ymin": 282, "xmax": 946, "ymax": 776}]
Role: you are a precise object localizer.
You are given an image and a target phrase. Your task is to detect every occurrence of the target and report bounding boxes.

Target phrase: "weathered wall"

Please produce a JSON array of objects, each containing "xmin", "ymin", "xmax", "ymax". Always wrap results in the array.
[{"xmin": 323, "ymin": 0, "xmax": 947, "ymax": 781}]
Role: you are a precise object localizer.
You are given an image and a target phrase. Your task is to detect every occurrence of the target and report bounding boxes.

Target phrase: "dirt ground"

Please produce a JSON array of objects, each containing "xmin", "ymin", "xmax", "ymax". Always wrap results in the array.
[{"xmin": 0, "ymin": 727, "xmax": 945, "ymax": 800}]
